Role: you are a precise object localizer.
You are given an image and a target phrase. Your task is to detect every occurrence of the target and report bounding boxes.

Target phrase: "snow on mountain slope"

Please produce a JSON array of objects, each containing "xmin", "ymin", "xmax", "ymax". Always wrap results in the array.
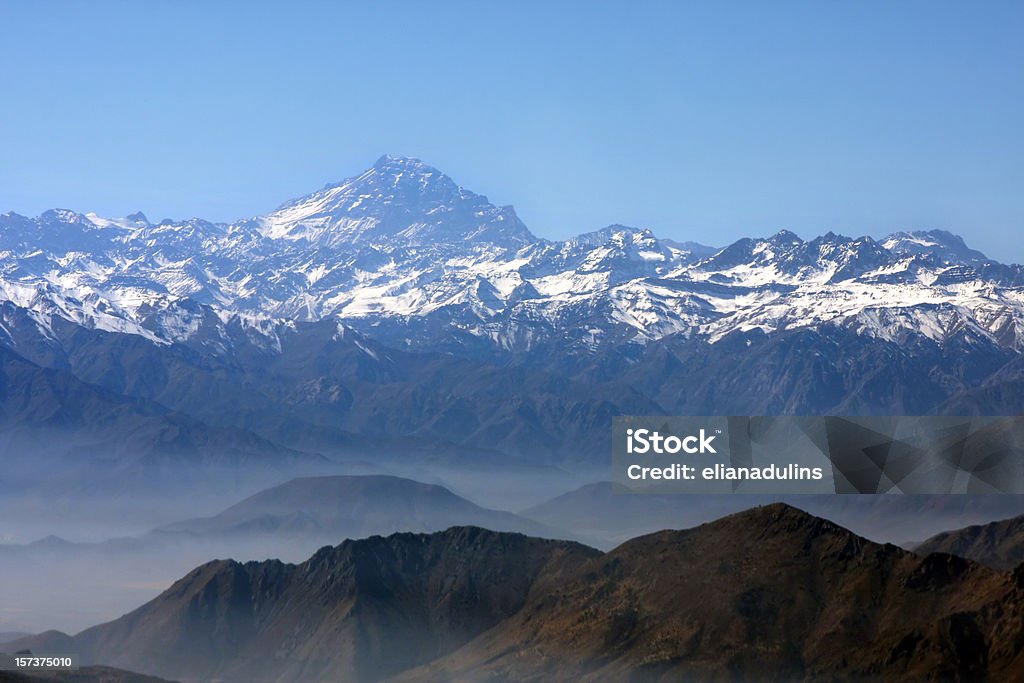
[
  {"xmin": 1, "ymin": 156, "xmax": 1023, "ymax": 358},
  {"xmin": 260, "ymin": 155, "xmax": 535, "ymax": 248}
]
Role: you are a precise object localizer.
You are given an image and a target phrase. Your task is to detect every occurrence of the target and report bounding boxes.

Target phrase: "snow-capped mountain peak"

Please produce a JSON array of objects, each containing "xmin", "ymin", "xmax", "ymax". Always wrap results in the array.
[
  {"xmin": 571, "ymin": 224, "xmax": 653, "ymax": 247},
  {"xmin": 259, "ymin": 155, "xmax": 535, "ymax": 248},
  {"xmin": 881, "ymin": 229, "xmax": 989, "ymax": 265}
]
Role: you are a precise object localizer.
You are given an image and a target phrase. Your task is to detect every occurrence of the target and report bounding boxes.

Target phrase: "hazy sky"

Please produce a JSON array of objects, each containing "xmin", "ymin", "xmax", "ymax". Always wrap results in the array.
[{"xmin": 1, "ymin": 1, "xmax": 1021, "ymax": 260}]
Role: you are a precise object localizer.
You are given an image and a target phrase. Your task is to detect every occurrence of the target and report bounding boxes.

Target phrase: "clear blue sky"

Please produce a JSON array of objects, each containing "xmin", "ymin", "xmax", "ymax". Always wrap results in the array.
[{"xmin": 1, "ymin": 1, "xmax": 1021, "ymax": 260}]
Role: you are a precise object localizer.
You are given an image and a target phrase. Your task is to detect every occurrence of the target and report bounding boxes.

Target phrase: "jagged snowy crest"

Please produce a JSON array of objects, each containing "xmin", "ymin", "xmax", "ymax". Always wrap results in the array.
[{"xmin": 2, "ymin": 156, "xmax": 1023, "ymax": 356}]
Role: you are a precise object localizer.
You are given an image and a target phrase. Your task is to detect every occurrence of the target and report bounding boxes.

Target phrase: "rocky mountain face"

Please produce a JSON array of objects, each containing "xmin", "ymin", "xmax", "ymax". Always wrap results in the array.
[
  {"xmin": 916, "ymin": 513, "xmax": 1024, "ymax": 570},
  {"xmin": 12, "ymin": 528, "xmax": 597, "ymax": 683},
  {"xmin": 413, "ymin": 505, "xmax": 1024, "ymax": 682},
  {"xmin": 1, "ymin": 156, "xmax": 1023, "ymax": 470},
  {"xmin": 17, "ymin": 506, "xmax": 1024, "ymax": 682}
]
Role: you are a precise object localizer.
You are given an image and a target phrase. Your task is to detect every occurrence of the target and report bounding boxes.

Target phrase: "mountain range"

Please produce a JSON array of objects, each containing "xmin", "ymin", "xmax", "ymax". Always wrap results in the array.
[
  {"xmin": 10, "ymin": 472, "xmax": 1024, "ymax": 636},
  {"xmin": 3, "ymin": 155, "xmax": 1023, "ymax": 360},
  {"xmin": 0, "ymin": 475, "xmax": 570, "ymax": 635},
  {"xmin": 10, "ymin": 505, "xmax": 1024, "ymax": 682},
  {"xmin": 1, "ymin": 155, "xmax": 1023, "ymax": 475}
]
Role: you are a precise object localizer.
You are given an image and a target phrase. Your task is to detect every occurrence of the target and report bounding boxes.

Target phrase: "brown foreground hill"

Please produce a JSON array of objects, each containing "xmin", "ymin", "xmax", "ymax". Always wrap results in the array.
[
  {"xmin": 915, "ymin": 513, "xmax": 1024, "ymax": 571},
  {"xmin": 403, "ymin": 504, "xmax": 1024, "ymax": 682},
  {"xmin": 10, "ymin": 505, "xmax": 1024, "ymax": 682},
  {"xmin": 8, "ymin": 528, "xmax": 597, "ymax": 683}
]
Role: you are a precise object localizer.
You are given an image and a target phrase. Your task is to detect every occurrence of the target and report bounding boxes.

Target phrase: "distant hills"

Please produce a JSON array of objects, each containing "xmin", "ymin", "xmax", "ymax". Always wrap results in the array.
[
  {"xmin": 153, "ymin": 474, "xmax": 560, "ymax": 542},
  {"xmin": 0, "ymin": 342, "xmax": 327, "ymax": 501},
  {"xmin": 521, "ymin": 481, "xmax": 1024, "ymax": 547},
  {"xmin": 10, "ymin": 505, "xmax": 1024, "ymax": 682},
  {"xmin": 9, "ymin": 528, "xmax": 597, "ymax": 683},
  {"xmin": 916, "ymin": 512, "xmax": 1024, "ymax": 570},
  {"xmin": 11, "ymin": 474, "xmax": 1024, "ymax": 638},
  {"xmin": 0, "ymin": 475, "xmax": 570, "ymax": 635}
]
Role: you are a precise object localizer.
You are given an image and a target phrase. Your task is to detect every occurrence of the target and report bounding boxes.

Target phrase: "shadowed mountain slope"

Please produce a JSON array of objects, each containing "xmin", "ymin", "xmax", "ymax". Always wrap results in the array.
[
  {"xmin": 916, "ymin": 513, "xmax": 1024, "ymax": 570},
  {"xmin": 13, "ymin": 528, "xmax": 596, "ymax": 683},
  {"xmin": 0, "ymin": 344, "xmax": 323, "ymax": 498},
  {"xmin": 14, "ymin": 506, "xmax": 1024, "ymax": 682},
  {"xmin": 404, "ymin": 504, "xmax": 1024, "ymax": 682}
]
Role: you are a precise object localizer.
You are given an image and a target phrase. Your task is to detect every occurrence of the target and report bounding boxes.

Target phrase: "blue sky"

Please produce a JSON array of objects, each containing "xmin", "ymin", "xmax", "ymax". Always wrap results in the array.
[{"xmin": 1, "ymin": 1, "xmax": 1021, "ymax": 259}]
